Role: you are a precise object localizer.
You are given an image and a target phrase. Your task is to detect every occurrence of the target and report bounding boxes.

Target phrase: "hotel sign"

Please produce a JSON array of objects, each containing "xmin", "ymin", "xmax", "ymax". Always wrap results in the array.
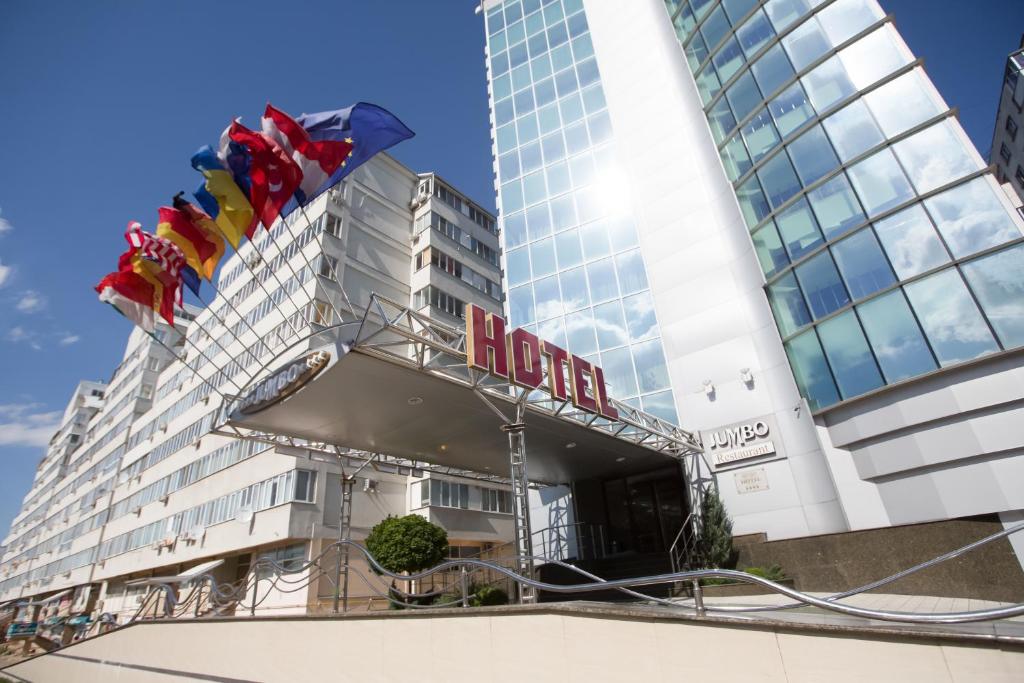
[
  {"xmin": 237, "ymin": 351, "xmax": 331, "ymax": 415},
  {"xmin": 465, "ymin": 304, "xmax": 619, "ymax": 420},
  {"xmin": 701, "ymin": 415, "xmax": 783, "ymax": 469}
]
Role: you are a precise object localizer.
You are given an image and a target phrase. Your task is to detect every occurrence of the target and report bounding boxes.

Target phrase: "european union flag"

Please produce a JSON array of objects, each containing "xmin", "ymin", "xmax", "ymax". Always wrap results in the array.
[{"xmin": 296, "ymin": 102, "xmax": 414, "ymax": 200}]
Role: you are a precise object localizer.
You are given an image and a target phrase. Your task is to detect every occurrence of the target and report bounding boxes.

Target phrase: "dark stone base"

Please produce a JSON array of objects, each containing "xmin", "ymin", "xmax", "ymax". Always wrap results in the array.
[{"xmin": 731, "ymin": 514, "xmax": 1024, "ymax": 603}]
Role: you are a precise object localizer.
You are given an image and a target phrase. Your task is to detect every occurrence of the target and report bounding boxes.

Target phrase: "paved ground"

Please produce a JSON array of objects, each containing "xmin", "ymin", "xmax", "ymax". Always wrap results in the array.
[{"xmin": 667, "ymin": 591, "xmax": 1024, "ymax": 640}]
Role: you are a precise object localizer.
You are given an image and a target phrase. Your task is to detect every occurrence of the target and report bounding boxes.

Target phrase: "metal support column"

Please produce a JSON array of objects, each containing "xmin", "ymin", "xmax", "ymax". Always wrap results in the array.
[
  {"xmin": 333, "ymin": 474, "xmax": 355, "ymax": 613},
  {"xmin": 502, "ymin": 401, "xmax": 536, "ymax": 604}
]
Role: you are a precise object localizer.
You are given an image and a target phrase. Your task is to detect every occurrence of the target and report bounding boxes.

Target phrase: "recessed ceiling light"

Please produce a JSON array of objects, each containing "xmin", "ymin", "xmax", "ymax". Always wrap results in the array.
[
  {"xmin": 407, "ymin": 397, "xmax": 423, "ymax": 406},
  {"xmin": 615, "ymin": 456, "xmax": 626, "ymax": 462},
  {"xmin": 439, "ymin": 444, "xmax": 448, "ymax": 451},
  {"xmin": 566, "ymin": 442, "xmax": 576, "ymax": 449}
]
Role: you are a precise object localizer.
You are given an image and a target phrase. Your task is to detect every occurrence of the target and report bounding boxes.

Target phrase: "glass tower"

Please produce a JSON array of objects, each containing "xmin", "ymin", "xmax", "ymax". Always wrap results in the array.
[
  {"xmin": 485, "ymin": 0, "xmax": 678, "ymax": 422},
  {"xmin": 665, "ymin": 0, "xmax": 1024, "ymax": 411}
]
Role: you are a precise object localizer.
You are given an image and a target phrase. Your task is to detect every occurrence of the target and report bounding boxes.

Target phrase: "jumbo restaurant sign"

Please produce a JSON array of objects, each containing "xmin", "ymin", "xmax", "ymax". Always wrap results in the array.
[{"xmin": 465, "ymin": 303, "xmax": 619, "ymax": 420}]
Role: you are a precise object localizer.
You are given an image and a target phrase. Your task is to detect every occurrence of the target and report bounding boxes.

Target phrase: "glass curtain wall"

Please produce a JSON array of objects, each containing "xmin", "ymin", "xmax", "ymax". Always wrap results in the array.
[
  {"xmin": 664, "ymin": 0, "xmax": 1024, "ymax": 410},
  {"xmin": 486, "ymin": 0, "xmax": 678, "ymax": 421}
]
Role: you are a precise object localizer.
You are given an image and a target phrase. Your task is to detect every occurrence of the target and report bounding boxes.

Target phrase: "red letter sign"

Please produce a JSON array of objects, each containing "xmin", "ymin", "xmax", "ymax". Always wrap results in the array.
[
  {"xmin": 569, "ymin": 355, "xmax": 599, "ymax": 414},
  {"xmin": 507, "ymin": 328, "xmax": 543, "ymax": 389},
  {"xmin": 540, "ymin": 341, "xmax": 570, "ymax": 401},
  {"xmin": 465, "ymin": 303, "xmax": 508, "ymax": 377},
  {"xmin": 593, "ymin": 365, "xmax": 620, "ymax": 420}
]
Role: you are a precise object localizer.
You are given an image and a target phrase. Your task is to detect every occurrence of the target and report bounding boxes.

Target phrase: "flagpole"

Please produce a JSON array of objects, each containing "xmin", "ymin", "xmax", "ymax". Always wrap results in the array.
[
  {"xmin": 240, "ymin": 230, "xmax": 315, "ymax": 336},
  {"xmin": 190, "ymin": 288, "xmax": 262, "ymax": 368},
  {"xmin": 230, "ymin": 237, "xmax": 308, "ymax": 342},
  {"xmin": 274, "ymin": 207, "xmax": 345, "ymax": 326}
]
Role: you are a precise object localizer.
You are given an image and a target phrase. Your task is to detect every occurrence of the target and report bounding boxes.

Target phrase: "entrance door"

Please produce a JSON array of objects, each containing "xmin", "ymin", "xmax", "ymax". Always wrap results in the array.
[{"xmin": 626, "ymin": 480, "xmax": 662, "ymax": 554}]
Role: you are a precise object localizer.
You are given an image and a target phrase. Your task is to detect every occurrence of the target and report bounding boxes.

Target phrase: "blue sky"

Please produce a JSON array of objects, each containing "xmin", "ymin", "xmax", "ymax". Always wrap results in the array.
[{"xmin": 0, "ymin": 0, "xmax": 1020, "ymax": 536}]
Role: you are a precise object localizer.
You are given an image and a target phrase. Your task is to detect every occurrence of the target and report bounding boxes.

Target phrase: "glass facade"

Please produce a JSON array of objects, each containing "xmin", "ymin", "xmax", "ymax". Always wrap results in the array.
[
  {"xmin": 486, "ymin": 0, "xmax": 677, "ymax": 421},
  {"xmin": 665, "ymin": 0, "xmax": 1024, "ymax": 410}
]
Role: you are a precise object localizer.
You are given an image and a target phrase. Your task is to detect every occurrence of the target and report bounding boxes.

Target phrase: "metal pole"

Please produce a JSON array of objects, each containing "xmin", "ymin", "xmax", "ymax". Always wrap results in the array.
[
  {"xmin": 333, "ymin": 475, "xmax": 354, "ymax": 613},
  {"xmin": 692, "ymin": 579, "xmax": 705, "ymax": 616},
  {"xmin": 460, "ymin": 566, "xmax": 469, "ymax": 608},
  {"xmin": 502, "ymin": 401, "xmax": 536, "ymax": 604}
]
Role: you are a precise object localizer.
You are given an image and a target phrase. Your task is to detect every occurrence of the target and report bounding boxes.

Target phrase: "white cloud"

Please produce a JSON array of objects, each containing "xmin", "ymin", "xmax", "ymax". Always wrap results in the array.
[
  {"xmin": 0, "ymin": 209, "xmax": 11, "ymax": 235},
  {"xmin": 15, "ymin": 290, "xmax": 45, "ymax": 313},
  {"xmin": 0, "ymin": 403, "xmax": 61, "ymax": 448},
  {"xmin": 58, "ymin": 334, "xmax": 80, "ymax": 346},
  {"xmin": 6, "ymin": 326, "xmax": 30, "ymax": 342},
  {"xmin": 0, "ymin": 260, "xmax": 10, "ymax": 288}
]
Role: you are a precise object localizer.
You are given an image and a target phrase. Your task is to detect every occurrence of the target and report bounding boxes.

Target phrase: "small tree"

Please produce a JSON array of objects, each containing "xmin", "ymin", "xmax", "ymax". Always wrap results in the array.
[
  {"xmin": 696, "ymin": 489, "xmax": 733, "ymax": 568},
  {"xmin": 365, "ymin": 515, "xmax": 448, "ymax": 574}
]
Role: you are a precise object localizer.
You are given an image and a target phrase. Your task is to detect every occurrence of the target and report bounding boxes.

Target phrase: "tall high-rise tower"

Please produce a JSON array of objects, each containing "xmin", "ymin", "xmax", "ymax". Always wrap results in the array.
[{"xmin": 481, "ymin": 0, "xmax": 1024, "ymax": 546}]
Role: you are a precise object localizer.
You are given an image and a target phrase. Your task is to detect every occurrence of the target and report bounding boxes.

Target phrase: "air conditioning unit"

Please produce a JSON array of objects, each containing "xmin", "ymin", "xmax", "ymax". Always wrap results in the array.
[
  {"xmin": 158, "ymin": 494, "xmax": 170, "ymax": 504},
  {"xmin": 131, "ymin": 506, "xmax": 143, "ymax": 516},
  {"xmin": 363, "ymin": 478, "xmax": 378, "ymax": 493}
]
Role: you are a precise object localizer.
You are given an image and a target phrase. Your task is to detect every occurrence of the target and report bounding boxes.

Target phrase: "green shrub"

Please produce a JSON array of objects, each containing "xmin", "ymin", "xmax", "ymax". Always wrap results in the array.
[
  {"xmin": 696, "ymin": 490, "xmax": 733, "ymax": 568},
  {"xmin": 743, "ymin": 565, "xmax": 786, "ymax": 582},
  {"xmin": 470, "ymin": 585, "xmax": 509, "ymax": 607},
  {"xmin": 365, "ymin": 515, "xmax": 448, "ymax": 574}
]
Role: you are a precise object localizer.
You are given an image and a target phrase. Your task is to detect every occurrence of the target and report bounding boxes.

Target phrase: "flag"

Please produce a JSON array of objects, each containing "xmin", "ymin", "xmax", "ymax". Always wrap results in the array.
[
  {"xmin": 125, "ymin": 221, "xmax": 187, "ymax": 280},
  {"xmin": 225, "ymin": 120, "xmax": 302, "ymax": 231},
  {"xmin": 130, "ymin": 251, "xmax": 177, "ymax": 324},
  {"xmin": 171, "ymin": 194, "xmax": 226, "ymax": 280},
  {"xmin": 262, "ymin": 103, "xmax": 353, "ymax": 205},
  {"xmin": 156, "ymin": 206, "xmax": 222, "ymax": 282},
  {"xmin": 191, "ymin": 145, "xmax": 255, "ymax": 248},
  {"xmin": 295, "ymin": 102, "xmax": 414, "ymax": 199},
  {"xmin": 96, "ymin": 267, "xmax": 157, "ymax": 332}
]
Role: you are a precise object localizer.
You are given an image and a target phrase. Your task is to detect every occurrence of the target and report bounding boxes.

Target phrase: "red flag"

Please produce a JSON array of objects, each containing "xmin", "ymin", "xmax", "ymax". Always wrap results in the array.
[
  {"xmin": 262, "ymin": 103, "xmax": 353, "ymax": 204},
  {"xmin": 227, "ymin": 120, "xmax": 302, "ymax": 230}
]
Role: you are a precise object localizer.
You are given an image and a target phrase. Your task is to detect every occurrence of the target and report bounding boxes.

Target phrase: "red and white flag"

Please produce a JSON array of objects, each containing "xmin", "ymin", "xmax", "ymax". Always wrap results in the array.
[{"xmin": 262, "ymin": 103, "xmax": 353, "ymax": 205}]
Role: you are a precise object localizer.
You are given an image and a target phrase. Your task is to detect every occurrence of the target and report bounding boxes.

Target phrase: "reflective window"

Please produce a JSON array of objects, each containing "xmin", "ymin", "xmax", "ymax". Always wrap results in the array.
[
  {"xmin": 505, "ymin": 211, "xmax": 528, "ymax": 249},
  {"xmin": 751, "ymin": 43, "xmax": 795, "ymax": 99},
  {"xmin": 752, "ymin": 222, "xmax": 789, "ymax": 277},
  {"xmin": 725, "ymin": 71, "xmax": 763, "ymax": 122},
  {"xmin": 924, "ymin": 178, "xmax": 1022, "ymax": 258},
  {"xmin": 817, "ymin": 310, "xmax": 884, "ymax": 398},
  {"xmin": 559, "ymin": 266, "xmax": 590, "ymax": 311},
  {"xmin": 856, "ymin": 290, "xmax": 936, "ymax": 383},
  {"xmin": 846, "ymin": 148, "xmax": 915, "ymax": 217},
  {"xmin": 757, "ymin": 151, "xmax": 801, "ymax": 209},
  {"xmin": 807, "ymin": 174, "xmax": 866, "ymax": 240},
  {"xmin": 526, "ymin": 203, "xmax": 552, "ymax": 240},
  {"xmin": 904, "ymin": 269, "xmax": 999, "ymax": 366},
  {"xmin": 838, "ymin": 26, "xmax": 910, "ymax": 90},
  {"xmin": 507, "ymin": 248, "xmax": 531, "ymax": 286},
  {"xmin": 534, "ymin": 275, "xmax": 563, "ymax": 320},
  {"xmin": 764, "ymin": 0, "xmax": 810, "ymax": 32},
  {"xmin": 641, "ymin": 390, "xmax": 678, "ymax": 423},
  {"xmin": 509, "ymin": 285, "xmax": 535, "ymax": 325},
  {"xmin": 736, "ymin": 10, "xmax": 774, "ymax": 58},
  {"xmin": 692, "ymin": 0, "xmax": 716, "ymax": 21},
  {"xmin": 696, "ymin": 64, "xmax": 722, "ymax": 104},
  {"xmin": 520, "ymin": 140, "xmax": 543, "ymax": 174},
  {"xmin": 817, "ymin": 0, "xmax": 884, "ymax": 45},
  {"xmin": 822, "ymin": 99, "xmax": 884, "ymax": 163},
  {"xmin": 737, "ymin": 175, "xmax": 771, "ymax": 228},
  {"xmin": 549, "ymin": 192, "xmax": 576, "ymax": 229},
  {"xmin": 723, "ymin": 0, "xmax": 759, "ymax": 24},
  {"xmin": 601, "ymin": 347, "xmax": 638, "ymax": 398},
  {"xmin": 722, "ymin": 134, "xmax": 754, "ymax": 180},
  {"xmin": 961, "ymin": 245, "xmax": 1024, "ymax": 349},
  {"xmin": 787, "ymin": 124, "xmax": 839, "ymax": 186},
  {"xmin": 633, "ymin": 338, "xmax": 672, "ymax": 393},
  {"xmin": 529, "ymin": 237, "xmax": 556, "ymax": 277},
  {"xmin": 608, "ymin": 216, "xmax": 640, "ymax": 251},
  {"xmin": 580, "ymin": 219, "xmax": 612, "ymax": 260},
  {"xmin": 892, "ymin": 120, "xmax": 981, "ymax": 195},
  {"xmin": 864, "ymin": 69, "xmax": 943, "ymax": 138},
  {"xmin": 831, "ymin": 228, "xmax": 896, "ymax": 299},
  {"xmin": 554, "ymin": 228, "xmax": 583, "ymax": 268},
  {"xmin": 623, "ymin": 291, "xmax": 659, "ymax": 341},
  {"xmin": 802, "ymin": 56, "xmax": 855, "ymax": 112},
  {"xmin": 872, "ymin": 205, "xmax": 949, "ymax": 279},
  {"xmin": 709, "ymin": 97, "xmax": 738, "ymax": 143},
  {"xmin": 565, "ymin": 308, "xmax": 598, "ymax": 355},
  {"xmin": 593, "ymin": 300, "xmax": 629, "ymax": 349},
  {"xmin": 587, "ymin": 258, "xmax": 619, "ymax": 303},
  {"xmin": 685, "ymin": 30, "xmax": 709, "ymax": 71},
  {"xmin": 795, "ymin": 250, "xmax": 850, "ymax": 318},
  {"xmin": 767, "ymin": 271, "xmax": 812, "ymax": 336},
  {"xmin": 781, "ymin": 17, "xmax": 830, "ymax": 72},
  {"xmin": 615, "ymin": 250, "xmax": 649, "ymax": 295},
  {"xmin": 713, "ymin": 37, "xmax": 746, "ymax": 84},
  {"xmin": 769, "ymin": 82, "xmax": 815, "ymax": 137},
  {"xmin": 785, "ymin": 328, "xmax": 841, "ymax": 410},
  {"xmin": 741, "ymin": 109, "xmax": 781, "ymax": 163},
  {"xmin": 547, "ymin": 161, "xmax": 571, "ymax": 197},
  {"xmin": 523, "ymin": 170, "xmax": 546, "ymax": 206},
  {"xmin": 700, "ymin": 6, "xmax": 732, "ymax": 51},
  {"xmin": 541, "ymin": 132, "xmax": 565, "ymax": 165},
  {"xmin": 776, "ymin": 198, "xmax": 824, "ymax": 260}
]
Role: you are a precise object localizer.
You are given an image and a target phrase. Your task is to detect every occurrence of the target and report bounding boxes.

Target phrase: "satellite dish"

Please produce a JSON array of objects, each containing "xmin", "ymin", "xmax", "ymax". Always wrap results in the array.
[
  {"xmin": 235, "ymin": 507, "xmax": 254, "ymax": 525},
  {"xmin": 190, "ymin": 525, "xmax": 206, "ymax": 540}
]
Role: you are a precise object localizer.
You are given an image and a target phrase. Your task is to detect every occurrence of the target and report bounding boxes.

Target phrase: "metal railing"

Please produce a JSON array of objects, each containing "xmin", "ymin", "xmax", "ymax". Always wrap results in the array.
[{"xmin": 104, "ymin": 520, "xmax": 1024, "ymax": 630}]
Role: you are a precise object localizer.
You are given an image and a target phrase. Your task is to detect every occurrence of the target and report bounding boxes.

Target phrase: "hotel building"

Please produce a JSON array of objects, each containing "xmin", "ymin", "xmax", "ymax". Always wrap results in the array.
[
  {"xmin": 990, "ymin": 34, "xmax": 1024, "ymax": 206},
  {"xmin": 0, "ymin": 154, "xmax": 513, "ymax": 620},
  {"xmin": 480, "ymin": 0, "xmax": 1024, "ymax": 563}
]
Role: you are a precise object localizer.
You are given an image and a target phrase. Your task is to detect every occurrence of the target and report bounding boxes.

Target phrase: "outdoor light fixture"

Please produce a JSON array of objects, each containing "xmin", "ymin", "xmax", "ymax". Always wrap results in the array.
[
  {"xmin": 740, "ymin": 368, "xmax": 754, "ymax": 388},
  {"xmin": 439, "ymin": 444, "xmax": 448, "ymax": 452},
  {"xmin": 565, "ymin": 442, "xmax": 577, "ymax": 449},
  {"xmin": 615, "ymin": 457, "xmax": 626, "ymax": 463},
  {"xmin": 702, "ymin": 379, "xmax": 715, "ymax": 395}
]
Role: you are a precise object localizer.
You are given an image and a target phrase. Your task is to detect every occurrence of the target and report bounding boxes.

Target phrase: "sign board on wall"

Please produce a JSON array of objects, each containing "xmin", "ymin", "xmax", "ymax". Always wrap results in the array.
[
  {"xmin": 735, "ymin": 467, "xmax": 769, "ymax": 494},
  {"xmin": 700, "ymin": 415, "xmax": 785, "ymax": 470}
]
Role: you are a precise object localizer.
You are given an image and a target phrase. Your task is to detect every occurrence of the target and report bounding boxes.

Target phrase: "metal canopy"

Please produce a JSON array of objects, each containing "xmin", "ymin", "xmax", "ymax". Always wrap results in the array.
[{"xmin": 223, "ymin": 295, "xmax": 704, "ymax": 486}]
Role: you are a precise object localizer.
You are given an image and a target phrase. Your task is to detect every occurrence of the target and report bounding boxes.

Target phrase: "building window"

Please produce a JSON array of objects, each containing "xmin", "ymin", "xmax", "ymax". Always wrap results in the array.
[
  {"xmin": 293, "ymin": 470, "xmax": 316, "ymax": 503},
  {"xmin": 422, "ymin": 479, "xmax": 469, "ymax": 509},
  {"xmin": 256, "ymin": 542, "xmax": 307, "ymax": 579},
  {"xmin": 1017, "ymin": 165, "xmax": 1024, "ymax": 187},
  {"xmin": 1008, "ymin": 115, "xmax": 1019, "ymax": 141},
  {"xmin": 1001, "ymin": 143, "xmax": 1013, "ymax": 164},
  {"xmin": 318, "ymin": 255, "xmax": 338, "ymax": 281},
  {"xmin": 413, "ymin": 286, "xmax": 466, "ymax": 319},
  {"xmin": 482, "ymin": 488, "xmax": 512, "ymax": 514},
  {"xmin": 324, "ymin": 214, "xmax": 341, "ymax": 237}
]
